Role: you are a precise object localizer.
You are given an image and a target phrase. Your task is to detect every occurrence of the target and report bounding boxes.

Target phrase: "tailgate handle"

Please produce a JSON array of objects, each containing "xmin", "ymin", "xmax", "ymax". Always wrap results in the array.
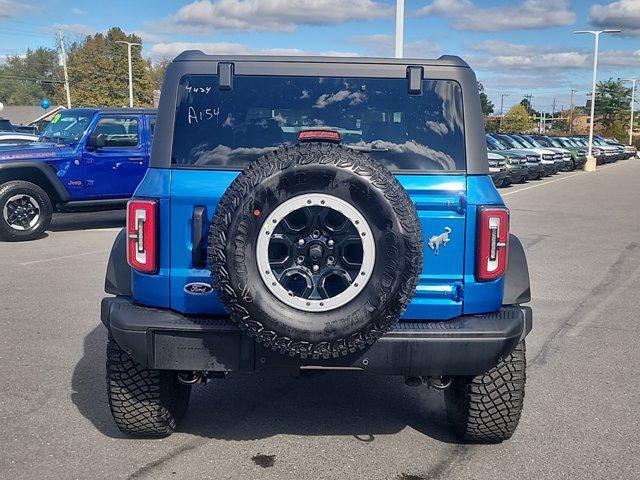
[{"xmin": 192, "ymin": 206, "xmax": 207, "ymax": 268}]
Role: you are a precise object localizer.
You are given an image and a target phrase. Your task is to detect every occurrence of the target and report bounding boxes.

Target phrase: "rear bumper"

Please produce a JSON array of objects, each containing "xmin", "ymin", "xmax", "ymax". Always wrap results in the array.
[{"xmin": 101, "ymin": 296, "xmax": 533, "ymax": 377}]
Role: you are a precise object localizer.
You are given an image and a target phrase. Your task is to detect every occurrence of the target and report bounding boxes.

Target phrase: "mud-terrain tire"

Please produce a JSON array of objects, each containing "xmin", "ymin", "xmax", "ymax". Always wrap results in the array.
[
  {"xmin": 208, "ymin": 142, "xmax": 423, "ymax": 359},
  {"xmin": 106, "ymin": 333, "xmax": 191, "ymax": 436},
  {"xmin": 0, "ymin": 180, "xmax": 52, "ymax": 242},
  {"xmin": 445, "ymin": 341, "xmax": 526, "ymax": 443}
]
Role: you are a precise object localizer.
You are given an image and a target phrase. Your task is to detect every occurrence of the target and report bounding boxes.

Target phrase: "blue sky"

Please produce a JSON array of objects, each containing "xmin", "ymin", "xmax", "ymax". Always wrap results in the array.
[{"xmin": 1, "ymin": 0, "xmax": 639, "ymax": 112}]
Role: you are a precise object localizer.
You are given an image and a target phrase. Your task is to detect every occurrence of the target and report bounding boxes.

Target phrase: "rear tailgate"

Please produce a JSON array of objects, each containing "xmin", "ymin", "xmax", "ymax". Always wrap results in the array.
[{"xmin": 169, "ymin": 170, "xmax": 466, "ymax": 320}]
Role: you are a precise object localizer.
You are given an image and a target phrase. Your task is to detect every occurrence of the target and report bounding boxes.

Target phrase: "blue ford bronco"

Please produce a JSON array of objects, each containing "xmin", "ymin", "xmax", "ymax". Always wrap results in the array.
[
  {"xmin": 101, "ymin": 53, "xmax": 532, "ymax": 443},
  {"xmin": 0, "ymin": 108, "xmax": 156, "ymax": 241}
]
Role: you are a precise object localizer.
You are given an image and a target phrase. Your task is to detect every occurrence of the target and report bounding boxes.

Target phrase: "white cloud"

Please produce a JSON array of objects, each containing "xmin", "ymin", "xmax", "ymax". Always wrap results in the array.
[
  {"xmin": 154, "ymin": 0, "xmax": 392, "ymax": 34},
  {"xmin": 0, "ymin": 0, "xmax": 33, "ymax": 19},
  {"xmin": 347, "ymin": 34, "xmax": 443, "ymax": 58},
  {"xmin": 414, "ymin": 0, "xmax": 575, "ymax": 31},
  {"xmin": 68, "ymin": 7, "xmax": 84, "ymax": 15},
  {"xmin": 148, "ymin": 41, "xmax": 358, "ymax": 59},
  {"xmin": 468, "ymin": 40, "xmax": 640, "ymax": 79},
  {"xmin": 589, "ymin": 0, "xmax": 640, "ymax": 36}
]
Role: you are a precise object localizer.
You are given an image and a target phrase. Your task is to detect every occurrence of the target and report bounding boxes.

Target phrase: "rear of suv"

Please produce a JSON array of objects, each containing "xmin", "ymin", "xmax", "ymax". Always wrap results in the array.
[{"xmin": 101, "ymin": 53, "xmax": 532, "ymax": 443}]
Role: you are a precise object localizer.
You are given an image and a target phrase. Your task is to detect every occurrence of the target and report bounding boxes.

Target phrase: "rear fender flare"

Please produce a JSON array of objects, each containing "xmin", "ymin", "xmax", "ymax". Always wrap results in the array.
[
  {"xmin": 503, "ymin": 234, "xmax": 531, "ymax": 305},
  {"xmin": 105, "ymin": 229, "xmax": 132, "ymax": 296}
]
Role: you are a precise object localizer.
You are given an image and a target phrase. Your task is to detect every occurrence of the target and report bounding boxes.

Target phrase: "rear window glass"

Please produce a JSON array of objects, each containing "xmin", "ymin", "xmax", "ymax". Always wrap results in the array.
[{"xmin": 171, "ymin": 75, "xmax": 465, "ymax": 171}]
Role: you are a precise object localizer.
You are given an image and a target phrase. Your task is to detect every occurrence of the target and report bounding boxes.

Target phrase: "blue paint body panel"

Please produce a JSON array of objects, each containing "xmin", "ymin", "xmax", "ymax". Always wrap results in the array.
[{"xmin": 131, "ymin": 169, "xmax": 507, "ymax": 320}]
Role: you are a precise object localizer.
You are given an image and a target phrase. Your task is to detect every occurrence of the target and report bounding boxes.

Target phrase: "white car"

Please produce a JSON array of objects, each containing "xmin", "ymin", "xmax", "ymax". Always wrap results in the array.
[{"xmin": 0, "ymin": 132, "xmax": 39, "ymax": 147}]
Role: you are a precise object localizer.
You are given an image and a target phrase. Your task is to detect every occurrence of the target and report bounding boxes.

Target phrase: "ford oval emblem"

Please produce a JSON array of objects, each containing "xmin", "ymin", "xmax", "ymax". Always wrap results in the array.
[{"xmin": 184, "ymin": 282, "xmax": 214, "ymax": 295}]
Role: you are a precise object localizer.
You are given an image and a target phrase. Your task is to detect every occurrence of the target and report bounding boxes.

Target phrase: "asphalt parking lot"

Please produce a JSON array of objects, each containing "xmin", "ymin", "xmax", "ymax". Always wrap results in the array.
[{"xmin": 1, "ymin": 160, "xmax": 639, "ymax": 480}]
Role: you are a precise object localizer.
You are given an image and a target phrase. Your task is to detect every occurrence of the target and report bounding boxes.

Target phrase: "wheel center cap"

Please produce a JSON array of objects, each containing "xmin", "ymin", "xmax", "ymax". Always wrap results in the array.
[{"xmin": 309, "ymin": 244, "xmax": 323, "ymax": 261}]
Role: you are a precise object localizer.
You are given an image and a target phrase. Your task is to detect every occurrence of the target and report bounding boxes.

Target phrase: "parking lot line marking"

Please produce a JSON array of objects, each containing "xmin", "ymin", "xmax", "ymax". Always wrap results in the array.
[
  {"xmin": 19, "ymin": 250, "xmax": 110, "ymax": 266},
  {"xmin": 501, "ymin": 162, "xmax": 627, "ymax": 197}
]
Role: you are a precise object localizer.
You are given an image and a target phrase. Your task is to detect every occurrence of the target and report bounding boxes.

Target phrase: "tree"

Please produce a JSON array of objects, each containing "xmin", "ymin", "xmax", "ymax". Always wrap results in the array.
[
  {"xmin": 477, "ymin": 81, "xmax": 494, "ymax": 116},
  {"xmin": 0, "ymin": 47, "xmax": 60, "ymax": 105},
  {"xmin": 151, "ymin": 57, "xmax": 171, "ymax": 91},
  {"xmin": 56, "ymin": 28, "xmax": 153, "ymax": 107},
  {"xmin": 594, "ymin": 78, "xmax": 631, "ymax": 129},
  {"xmin": 501, "ymin": 104, "xmax": 535, "ymax": 132},
  {"xmin": 519, "ymin": 97, "xmax": 538, "ymax": 116}
]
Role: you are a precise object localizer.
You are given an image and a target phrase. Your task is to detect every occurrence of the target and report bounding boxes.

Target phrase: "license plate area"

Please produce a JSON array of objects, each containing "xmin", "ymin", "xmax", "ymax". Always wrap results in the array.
[{"xmin": 153, "ymin": 330, "xmax": 252, "ymax": 371}]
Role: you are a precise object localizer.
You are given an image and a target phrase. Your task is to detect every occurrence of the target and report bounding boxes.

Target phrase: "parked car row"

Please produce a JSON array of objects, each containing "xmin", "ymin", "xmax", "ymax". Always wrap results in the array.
[{"xmin": 486, "ymin": 132, "xmax": 637, "ymax": 188}]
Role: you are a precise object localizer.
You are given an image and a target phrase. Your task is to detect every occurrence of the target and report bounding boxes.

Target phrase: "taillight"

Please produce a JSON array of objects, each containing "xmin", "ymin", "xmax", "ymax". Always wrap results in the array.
[
  {"xmin": 476, "ymin": 206, "xmax": 509, "ymax": 281},
  {"xmin": 127, "ymin": 199, "xmax": 158, "ymax": 274}
]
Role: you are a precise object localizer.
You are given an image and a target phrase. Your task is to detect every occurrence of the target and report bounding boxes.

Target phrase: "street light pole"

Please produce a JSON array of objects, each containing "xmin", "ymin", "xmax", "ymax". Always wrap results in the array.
[
  {"xmin": 621, "ymin": 78, "xmax": 637, "ymax": 146},
  {"xmin": 395, "ymin": 0, "xmax": 404, "ymax": 58},
  {"xmin": 499, "ymin": 93, "xmax": 509, "ymax": 129},
  {"xmin": 115, "ymin": 41, "xmax": 142, "ymax": 108},
  {"xmin": 574, "ymin": 29, "xmax": 621, "ymax": 171},
  {"xmin": 569, "ymin": 89, "xmax": 576, "ymax": 134}
]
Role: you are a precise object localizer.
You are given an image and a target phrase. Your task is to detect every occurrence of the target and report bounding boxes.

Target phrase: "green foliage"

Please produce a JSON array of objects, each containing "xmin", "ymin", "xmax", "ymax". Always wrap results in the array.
[
  {"xmin": 151, "ymin": 58, "xmax": 171, "ymax": 91},
  {"xmin": 477, "ymin": 81, "xmax": 494, "ymax": 116},
  {"xmin": 56, "ymin": 28, "xmax": 153, "ymax": 107},
  {"xmin": 0, "ymin": 47, "xmax": 60, "ymax": 105},
  {"xmin": 594, "ymin": 78, "xmax": 631, "ymax": 128},
  {"xmin": 519, "ymin": 97, "xmax": 538, "ymax": 116},
  {"xmin": 501, "ymin": 104, "xmax": 535, "ymax": 133}
]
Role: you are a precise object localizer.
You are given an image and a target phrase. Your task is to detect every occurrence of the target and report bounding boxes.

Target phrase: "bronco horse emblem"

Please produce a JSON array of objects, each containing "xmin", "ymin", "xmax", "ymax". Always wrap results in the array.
[{"xmin": 428, "ymin": 227, "xmax": 452, "ymax": 255}]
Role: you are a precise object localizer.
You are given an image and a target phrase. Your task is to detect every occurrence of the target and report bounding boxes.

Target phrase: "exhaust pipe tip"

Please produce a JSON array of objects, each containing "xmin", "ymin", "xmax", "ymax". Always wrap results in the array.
[{"xmin": 426, "ymin": 376, "xmax": 452, "ymax": 390}]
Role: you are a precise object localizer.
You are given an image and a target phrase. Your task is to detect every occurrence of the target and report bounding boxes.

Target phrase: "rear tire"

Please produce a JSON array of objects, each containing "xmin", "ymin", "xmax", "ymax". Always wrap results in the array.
[
  {"xmin": 106, "ymin": 333, "xmax": 191, "ymax": 437},
  {"xmin": 445, "ymin": 341, "xmax": 526, "ymax": 443},
  {"xmin": 0, "ymin": 180, "xmax": 52, "ymax": 242}
]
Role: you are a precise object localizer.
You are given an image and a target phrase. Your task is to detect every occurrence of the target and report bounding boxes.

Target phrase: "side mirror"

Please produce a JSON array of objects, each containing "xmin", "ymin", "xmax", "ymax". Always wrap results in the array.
[{"xmin": 88, "ymin": 133, "xmax": 106, "ymax": 149}]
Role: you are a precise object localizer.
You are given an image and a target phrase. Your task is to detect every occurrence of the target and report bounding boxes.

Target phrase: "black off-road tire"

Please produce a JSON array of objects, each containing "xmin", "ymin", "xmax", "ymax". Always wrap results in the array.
[
  {"xmin": 208, "ymin": 142, "xmax": 423, "ymax": 359},
  {"xmin": 445, "ymin": 341, "xmax": 526, "ymax": 443},
  {"xmin": 106, "ymin": 333, "xmax": 191, "ymax": 437},
  {"xmin": 0, "ymin": 180, "xmax": 52, "ymax": 242}
]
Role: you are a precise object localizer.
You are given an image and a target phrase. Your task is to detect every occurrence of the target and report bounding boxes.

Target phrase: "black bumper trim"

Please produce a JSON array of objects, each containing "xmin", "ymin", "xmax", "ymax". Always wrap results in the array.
[{"xmin": 101, "ymin": 297, "xmax": 532, "ymax": 377}]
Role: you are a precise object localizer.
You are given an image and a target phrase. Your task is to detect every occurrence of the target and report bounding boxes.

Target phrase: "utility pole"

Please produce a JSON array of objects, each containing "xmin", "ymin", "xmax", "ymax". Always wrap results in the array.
[
  {"xmin": 552, "ymin": 98, "xmax": 557, "ymax": 118},
  {"xmin": 575, "ymin": 29, "xmax": 621, "ymax": 171},
  {"xmin": 116, "ymin": 41, "xmax": 142, "ymax": 108},
  {"xmin": 621, "ymin": 78, "xmax": 637, "ymax": 146},
  {"xmin": 569, "ymin": 89, "xmax": 576, "ymax": 134},
  {"xmin": 58, "ymin": 29, "xmax": 71, "ymax": 109},
  {"xmin": 394, "ymin": 0, "xmax": 404, "ymax": 58},
  {"xmin": 499, "ymin": 93, "xmax": 509, "ymax": 129}
]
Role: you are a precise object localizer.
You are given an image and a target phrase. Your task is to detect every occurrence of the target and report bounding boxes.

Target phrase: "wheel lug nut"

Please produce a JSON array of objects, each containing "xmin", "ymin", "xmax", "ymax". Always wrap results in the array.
[
  {"xmin": 297, "ymin": 256, "xmax": 304, "ymax": 264},
  {"xmin": 327, "ymin": 256, "xmax": 335, "ymax": 264},
  {"xmin": 328, "ymin": 239, "xmax": 334, "ymax": 247},
  {"xmin": 312, "ymin": 230, "xmax": 320, "ymax": 238},
  {"xmin": 313, "ymin": 264, "xmax": 319, "ymax": 272},
  {"xmin": 298, "ymin": 238, "xmax": 305, "ymax": 246}
]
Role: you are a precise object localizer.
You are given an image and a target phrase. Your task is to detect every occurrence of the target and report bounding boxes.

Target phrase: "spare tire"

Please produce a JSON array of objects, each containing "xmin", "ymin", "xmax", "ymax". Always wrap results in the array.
[{"xmin": 208, "ymin": 142, "xmax": 423, "ymax": 359}]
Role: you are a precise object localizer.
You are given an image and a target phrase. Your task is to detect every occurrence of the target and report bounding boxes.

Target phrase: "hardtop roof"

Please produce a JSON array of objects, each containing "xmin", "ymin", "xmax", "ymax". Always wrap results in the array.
[{"xmin": 173, "ymin": 51, "xmax": 469, "ymax": 68}]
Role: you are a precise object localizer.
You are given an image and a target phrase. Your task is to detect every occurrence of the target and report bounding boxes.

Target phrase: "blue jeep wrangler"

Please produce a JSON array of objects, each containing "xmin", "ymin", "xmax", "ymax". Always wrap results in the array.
[
  {"xmin": 101, "ymin": 53, "xmax": 532, "ymax": 443},
  {"xmin": 0, "ymin": 108, "xmax": 156, "ymax": 241}
]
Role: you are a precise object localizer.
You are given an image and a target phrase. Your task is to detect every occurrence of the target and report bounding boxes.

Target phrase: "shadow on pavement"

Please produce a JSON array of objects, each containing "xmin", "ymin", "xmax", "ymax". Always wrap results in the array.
[
  {"xmin": 50, "ymin": 210, "xmax": 125, "ymax": 232},
  {"xmin": 73, "ymin": 326, "xmax": 460, "ymax": 444}
]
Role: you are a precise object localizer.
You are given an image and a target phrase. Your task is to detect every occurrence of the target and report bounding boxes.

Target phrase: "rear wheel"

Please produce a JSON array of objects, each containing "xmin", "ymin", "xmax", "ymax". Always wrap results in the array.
[
  {"xmin": 445, "ymin": 341, "xmax": 526, "ymax": 443},
  {"xmin": 0, "ymin": 180, "xmax": 52, "ymax": 241},
  {"xmin": 106, "ymin": 333, "xmax": 191, "ymax": 437}
]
